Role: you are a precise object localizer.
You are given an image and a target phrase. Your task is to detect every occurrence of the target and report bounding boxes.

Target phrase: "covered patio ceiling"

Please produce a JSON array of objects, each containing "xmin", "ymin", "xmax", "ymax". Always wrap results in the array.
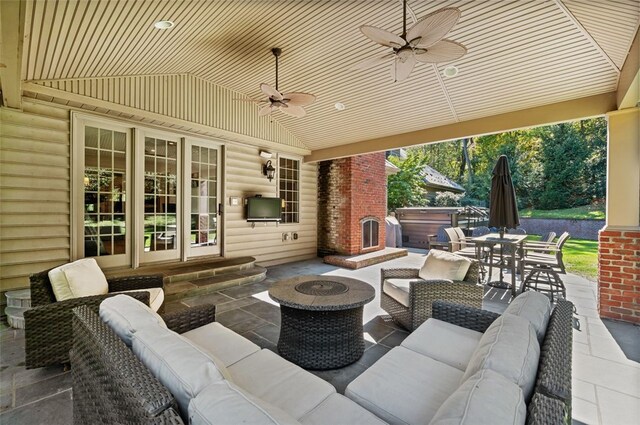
[{"xmin": 6, "ymin": 0, "xmax": 640, "ymax": 158}]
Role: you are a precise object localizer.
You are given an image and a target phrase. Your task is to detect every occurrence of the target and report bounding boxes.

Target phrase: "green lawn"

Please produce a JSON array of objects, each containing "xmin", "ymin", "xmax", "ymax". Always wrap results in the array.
[
  {"xmin": 527, "ymin": 235, "xmax": 598, "ymax": 279},
  {"xmin": 519, "ymin": 204, "xmax": 605, "ymax": 220}
]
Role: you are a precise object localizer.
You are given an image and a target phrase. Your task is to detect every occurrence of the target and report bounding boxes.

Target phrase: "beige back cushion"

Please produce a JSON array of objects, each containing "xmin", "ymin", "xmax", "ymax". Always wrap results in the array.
[
  {"xmin": 462, "ymin": 313, "xmax": 540, "ymax": 402},
  {"xmin": 419, "ymin": 249, "xmax": 472, "ymax": 282},
  {"xmin": 48, "ymin": 258, "xmax": 108, "ymax": 301}
]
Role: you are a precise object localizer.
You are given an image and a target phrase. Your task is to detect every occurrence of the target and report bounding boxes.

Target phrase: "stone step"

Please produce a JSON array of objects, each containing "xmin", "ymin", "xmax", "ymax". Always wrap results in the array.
[
  {"xmin": 5, "ymin": 306, "xmax": 28, "ymax": 329},
  {"xmin": 5, "ymin": 289, "xmax": 31, "ymax": 308},
  {"xmin": 323, "ymin": 247, "xmax": 409, "ymax": 269},
  {"xmin": 105, "ymin": 256, "xmax": 257, "ymax": 284},
  {"xmin": 164, "ymin": 266, "xmax": 267, "ymax": 302}
]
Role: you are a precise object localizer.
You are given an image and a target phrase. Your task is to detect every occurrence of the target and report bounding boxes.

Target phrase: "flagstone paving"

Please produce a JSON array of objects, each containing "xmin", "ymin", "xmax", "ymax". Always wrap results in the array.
[{"xmin": 1, "ymin": 250, "xmax": 638, "ymax": 424}]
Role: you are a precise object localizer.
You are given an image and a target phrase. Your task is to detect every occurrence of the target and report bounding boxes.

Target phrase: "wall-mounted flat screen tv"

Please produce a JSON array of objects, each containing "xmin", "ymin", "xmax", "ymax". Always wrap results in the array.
[{"xmin": 246, "ymin": 197, "xmax": 282, "ymax": 222}]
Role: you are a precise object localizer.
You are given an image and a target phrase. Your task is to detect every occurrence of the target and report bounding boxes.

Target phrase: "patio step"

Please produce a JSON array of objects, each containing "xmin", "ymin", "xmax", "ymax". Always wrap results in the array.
[
  {"xmin": 324, "ymin": 247, "xmax": 409, "ymax": 269},
  {"xmin": 164, "ymin": 266, "xmax": 267, "ymax": 302},
  {"xmin": 105, "ymin": 256, "xmax": 257, "ymax": 284},
  {"xmin": 4, "ymin": 289, "xmax": 32, "ymax": 329}
]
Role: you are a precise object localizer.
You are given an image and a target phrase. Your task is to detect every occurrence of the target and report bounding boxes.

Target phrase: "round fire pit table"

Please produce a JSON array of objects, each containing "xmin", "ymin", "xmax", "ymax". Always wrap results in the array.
[{"xmin": 268, "ymin": 275, "xmax": 375, "ymax": 370}]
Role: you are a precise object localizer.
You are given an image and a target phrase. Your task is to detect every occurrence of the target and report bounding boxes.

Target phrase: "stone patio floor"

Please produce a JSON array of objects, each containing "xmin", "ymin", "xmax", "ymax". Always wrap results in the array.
[{"xmin": 1, "ymin": 250, "xmax": 638, "ymax": 424}]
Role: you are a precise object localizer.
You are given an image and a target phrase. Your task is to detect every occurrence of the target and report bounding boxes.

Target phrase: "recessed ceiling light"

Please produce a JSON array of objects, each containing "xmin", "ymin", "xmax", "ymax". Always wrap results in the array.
[
  {"xmin": 443, "ymin": 65, "xmax": 459, "ymax": 78},
  {"xmin": 334, "ymin": 102, "xmax": 346, "ymax": 111},
  {"xmin": 154, "ymin": 20, "xmax": 174, "ymax": 30}
]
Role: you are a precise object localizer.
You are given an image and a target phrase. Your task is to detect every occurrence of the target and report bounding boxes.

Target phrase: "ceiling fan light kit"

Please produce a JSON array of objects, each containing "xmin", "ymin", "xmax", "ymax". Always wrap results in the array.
[{"xmin": 357, "ymin": 0, "xmax": 467, "ymax": 82}]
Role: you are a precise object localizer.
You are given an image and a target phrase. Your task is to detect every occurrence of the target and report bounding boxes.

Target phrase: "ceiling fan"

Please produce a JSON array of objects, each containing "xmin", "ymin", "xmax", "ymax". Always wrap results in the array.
[
  {"xmin": 356, "ymin": 0, "xmax": 467, "ymax": 82},
  {"xmin": 243, "ymin": 48, "xmax": 316, "ymax": 118}
]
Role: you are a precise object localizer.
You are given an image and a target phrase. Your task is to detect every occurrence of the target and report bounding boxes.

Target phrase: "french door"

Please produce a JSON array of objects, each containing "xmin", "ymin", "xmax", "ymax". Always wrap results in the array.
[
  {"xmin": 74, "ymin": 114, "xmax": 223, "ymax": 268},
  {"xmin": 184, "ymin": 141, "xmax": 222, "ymax": 257},
  {"xmin": 136, "ymin": 130, "xmax": 181, "ymax": 263}
]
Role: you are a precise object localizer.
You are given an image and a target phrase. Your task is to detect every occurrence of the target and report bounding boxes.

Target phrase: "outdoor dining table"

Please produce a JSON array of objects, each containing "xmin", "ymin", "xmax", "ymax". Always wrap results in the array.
[{"xmin": 470, "ymin": 233, "xmax": 527, "ymax": 297}]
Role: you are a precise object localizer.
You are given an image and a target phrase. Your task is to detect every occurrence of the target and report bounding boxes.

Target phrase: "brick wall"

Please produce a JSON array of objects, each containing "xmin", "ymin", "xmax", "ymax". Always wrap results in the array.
[
  {"xmin": 317, "ymin": 152, "xmax": 387, "ymax": 256},
  {"xmin": 598, "ymin": 229, "xmax": 640, "ymax": 323}
]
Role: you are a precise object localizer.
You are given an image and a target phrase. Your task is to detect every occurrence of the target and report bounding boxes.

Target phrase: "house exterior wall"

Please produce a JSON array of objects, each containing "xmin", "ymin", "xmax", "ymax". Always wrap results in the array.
[
  {"xmin": 0, "ymin": 99, "xmax": 317, "ymax": 292},
  {"xmin": 317, "ymin": 152, "xmax": 387, "ymax": 256}
]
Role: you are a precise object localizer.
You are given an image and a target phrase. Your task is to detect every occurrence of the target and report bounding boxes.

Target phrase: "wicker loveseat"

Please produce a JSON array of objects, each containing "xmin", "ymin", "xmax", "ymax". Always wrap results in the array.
[
  {"xmin": 381, "ymin": 259, "xmax": 482, "ymax": 331},
  {"xmin": 346, "ymin": 295, "xmax": 574, "ymax": 425},
  {"xmin": 25, "ymin": 268, "xmax": 163, "ymax": 369}
]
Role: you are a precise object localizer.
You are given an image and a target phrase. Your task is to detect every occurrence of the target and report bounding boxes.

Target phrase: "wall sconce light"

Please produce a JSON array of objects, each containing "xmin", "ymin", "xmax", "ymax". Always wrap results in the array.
[{"xmin": 263, "ymin": 160, "xmax": 276, "ymax": 182}]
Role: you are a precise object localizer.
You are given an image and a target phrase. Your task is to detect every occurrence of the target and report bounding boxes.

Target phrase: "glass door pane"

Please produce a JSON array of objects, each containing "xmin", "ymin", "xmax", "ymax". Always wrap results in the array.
[
  {"xmin": 188, "ymin": 144, "xmax": 220, "ymax": 257},
  {"xmin": 83, "ymin": 126, "xmax": 129, "ymax": 265},
  {"xmin": 140, "ymin": 136, "xmax": 180, "ymax": 262}
]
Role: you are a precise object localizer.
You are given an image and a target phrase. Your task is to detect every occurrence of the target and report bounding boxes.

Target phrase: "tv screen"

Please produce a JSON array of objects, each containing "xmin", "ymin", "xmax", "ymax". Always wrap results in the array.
[{"xmin": 246, "ymin": 197, "xmax": 282, "ymax": 222}]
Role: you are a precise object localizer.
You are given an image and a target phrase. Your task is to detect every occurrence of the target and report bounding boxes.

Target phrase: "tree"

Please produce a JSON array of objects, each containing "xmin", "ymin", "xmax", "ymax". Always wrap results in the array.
[{"xmin": 387, "ymin": 154, "xmax": 427, "ymax": 211}]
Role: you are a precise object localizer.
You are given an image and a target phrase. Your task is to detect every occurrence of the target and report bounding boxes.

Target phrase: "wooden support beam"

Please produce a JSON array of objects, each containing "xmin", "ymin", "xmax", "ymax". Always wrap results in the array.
[
  {"xmin": 0, "ymin": 0, "xmax": 25, "ymax": 109},
  {"xmin": 304, "ymin": 92, "xmax": 617, "ymax": 163},
  {"xmin": 617, "ymin": 28, "xmax": 640, "ymax": 110}
]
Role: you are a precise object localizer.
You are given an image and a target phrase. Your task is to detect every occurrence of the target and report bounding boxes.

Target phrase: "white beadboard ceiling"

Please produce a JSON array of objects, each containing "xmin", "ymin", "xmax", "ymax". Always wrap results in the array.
[{"xmin": 22, "ymin": 0, "xmax": 639, "ymax": 151}]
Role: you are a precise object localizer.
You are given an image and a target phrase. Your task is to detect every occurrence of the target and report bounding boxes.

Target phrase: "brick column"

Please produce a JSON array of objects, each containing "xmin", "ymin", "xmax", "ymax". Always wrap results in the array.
[
  {"xmin": 598, "ymin": 230, "xmax": 640, "ymax": 323},
  {"xmin": 598, "ymin": 108, "xmax": 640, "ymax": 323}
]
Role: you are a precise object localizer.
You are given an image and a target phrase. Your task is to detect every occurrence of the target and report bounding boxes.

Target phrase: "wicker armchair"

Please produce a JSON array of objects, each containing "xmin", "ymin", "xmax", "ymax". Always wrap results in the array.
[
  {"xmin": 25, "ymin": 268, "xmax": 164, "ymax": 369},
  {"xmin": 380, "ymin": 260, "xmax": 482, "ymax": 331}
]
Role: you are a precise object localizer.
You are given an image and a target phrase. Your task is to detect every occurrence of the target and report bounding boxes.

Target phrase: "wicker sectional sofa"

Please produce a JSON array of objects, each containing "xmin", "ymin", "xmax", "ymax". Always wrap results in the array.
[
  {"xmin": 71, "ymin": 297, "xmax": 385, "ymax": 425},
  {"xmin": 71, "ymin": 291, "xmax": 572, "ymax": 425}
]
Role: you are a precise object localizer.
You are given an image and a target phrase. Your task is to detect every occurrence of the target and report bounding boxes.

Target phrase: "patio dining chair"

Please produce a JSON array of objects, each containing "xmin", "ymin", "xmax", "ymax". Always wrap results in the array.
[
  {"xmin": 25, "ymin": 263, "xmax": 164, "ymax": 369},
  {"xmin": 444, "ymin": 227, "xmax": 489, "ymax": 282},
  {"xmin": 521, "ymin": 232, "xmax": 571, "ymax": 300}
]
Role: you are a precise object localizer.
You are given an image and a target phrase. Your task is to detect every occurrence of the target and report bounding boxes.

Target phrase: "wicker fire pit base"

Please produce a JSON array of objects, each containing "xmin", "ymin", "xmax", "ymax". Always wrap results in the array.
[{"xmin": 269, "ymin": 275, "xmax": 375, "ymax": 370}]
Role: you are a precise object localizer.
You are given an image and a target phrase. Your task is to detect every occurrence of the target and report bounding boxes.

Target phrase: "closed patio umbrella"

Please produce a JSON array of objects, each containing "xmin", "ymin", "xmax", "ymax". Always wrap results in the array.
[{"xmin": 489, "ymin": 155, "xmax": 519, "ymax": 238}]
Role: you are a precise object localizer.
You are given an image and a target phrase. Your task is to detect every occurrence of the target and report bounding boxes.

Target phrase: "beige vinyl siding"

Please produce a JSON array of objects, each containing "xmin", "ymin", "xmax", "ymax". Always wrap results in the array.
[
  {"xmin": 31, "ymin": 74, "xmax": 307, "ymax": 151},
  {"xmin": 224, "ymin": 144, "xmax": 317, "ymax": 266},
  {"xmin": 0, "ymin": 102, "xmax": 71, "ymax": 291}
]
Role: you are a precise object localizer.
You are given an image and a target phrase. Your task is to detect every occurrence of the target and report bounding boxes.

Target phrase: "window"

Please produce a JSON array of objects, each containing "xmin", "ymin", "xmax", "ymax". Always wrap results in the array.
[
  {"xmin": 279, "ymin": 157, "xmax": 299, "ymax": 223},
  {"xmin": 362, "ymin": 218, "xmax": 379, "ymax": 249}
]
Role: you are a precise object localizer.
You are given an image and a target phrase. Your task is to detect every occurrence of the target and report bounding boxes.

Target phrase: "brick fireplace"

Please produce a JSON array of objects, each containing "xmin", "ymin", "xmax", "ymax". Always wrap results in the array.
[{"xmin": 317, "ymin": 152, "xmax": 387, "ymax": 256}]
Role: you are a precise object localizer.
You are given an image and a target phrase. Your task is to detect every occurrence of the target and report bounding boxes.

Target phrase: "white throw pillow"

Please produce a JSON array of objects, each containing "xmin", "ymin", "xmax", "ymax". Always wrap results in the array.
[
  {"xmin": 48, "ymin": 258, "xmax": 108, "ymax": 301},
  {"xmin": 132, "ymin": 325, "xmax": 230, "ymax": 421},
  {"xmin": 100, "ymin": 294, "xmax": 167, "ymax": 346},
  {"xmin": 461, "ymin": 313, "xmax": 540, "ymax": 402},
  {"xmin": 504, "ymin": 291, "xmax": 551, "ymax": 343},
  {"xmin": 189, "ymin": 381, "xmax": 300, "ymax": 425},
  {"xmin": 430, "ymin": 369, "xmax": 526, "ymax": 425},
  {"xmin": 419, "ymin": 249, "xmax": 472, "ymax": 282}
]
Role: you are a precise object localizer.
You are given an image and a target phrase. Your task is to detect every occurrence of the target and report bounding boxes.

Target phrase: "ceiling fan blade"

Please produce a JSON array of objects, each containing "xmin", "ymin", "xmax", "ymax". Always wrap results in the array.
[
  {"xmin": 260, "ymin": 83, "xmax": 283, "ymax": 101},
  {"xmin": 391, "ymin": 54, "xmax": 416, "ymax": 82},
  {"xmin": 407, "ymin": 7, "xmax": 461, "ymax": 49},
  {"xmin": 279, "ymin": 104, "xmax": 306, "ymax": 118},
  {"xmin": 360, "ymin": 25, "xmax": 405, "ymax": 48},
  {"xmin": 352, "ymin": 52, "xmax": 395, "ymax": 70},
  {"xmin": 282, "ymin": 92, "xmax": 316, "ymax": 107},
  {"xmin": 414, "ymin": 39, "xmax": 467, "ymax": 63},
  {"xmin": 258, "ymin": 104, "xmax": 274, "ymax": 116}
]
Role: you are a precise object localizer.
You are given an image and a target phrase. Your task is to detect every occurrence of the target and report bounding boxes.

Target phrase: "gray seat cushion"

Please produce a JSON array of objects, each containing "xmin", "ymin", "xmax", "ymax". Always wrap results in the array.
[
  {"xmin": 183, "ymin": 322, "xmax": 261, "ymax": 367},
  {"xmin": 461, "ymin": 313, "xmax": 540, "ymax": 402},
  {"xmin": 228, "ymin": 349, "xmax": 336, "ymax": 420},
  {"xmin": 189, "ymin": 380, "xmax": 300, "ymax": 425},
  {"xmin": 345, "ymin": 346, "xmax": 463, "ymax": 425},
  {"xmin": 401, "ymin": 318, "xmax": 482, "ymax": 371},
  {"xmin": 429, "ymin": 369, "xmax": 526, "ymax": 425},
  {"xmin": 299, "ymin": 393, "xmax": 388, "ymax": 425}
]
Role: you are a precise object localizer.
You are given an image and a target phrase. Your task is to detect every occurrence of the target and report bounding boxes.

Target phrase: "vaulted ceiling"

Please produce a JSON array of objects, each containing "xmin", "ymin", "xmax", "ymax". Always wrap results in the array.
[{"xmin": 20, "ymin": 0, "xmax": 640, "ymax": 152}]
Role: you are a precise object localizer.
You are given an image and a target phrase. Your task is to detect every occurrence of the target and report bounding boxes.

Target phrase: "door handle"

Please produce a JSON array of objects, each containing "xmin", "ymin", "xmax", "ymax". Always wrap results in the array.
[{"xmin": 218, "ymin": 203, "xmax": 223, "ymax": 216}]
